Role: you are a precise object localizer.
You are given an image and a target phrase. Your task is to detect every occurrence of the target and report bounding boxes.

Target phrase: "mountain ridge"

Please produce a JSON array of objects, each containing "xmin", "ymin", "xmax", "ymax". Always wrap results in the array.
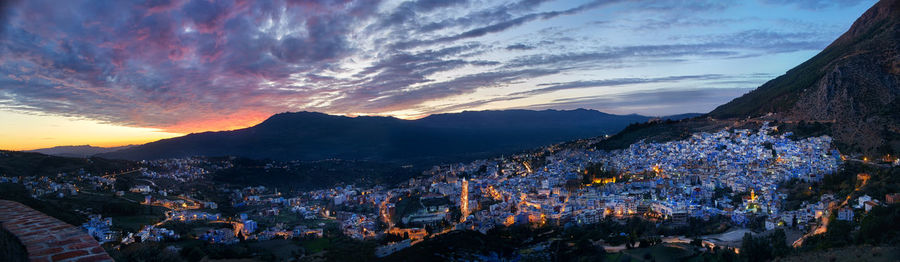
[
  {"xmin": 27, "ymin": 145, "xmax": 135, "ymax": 158},
  {"xmin": 97, "ymin": 109, "xmax": 697, "ymax": 162},
  {"xmin": 709, "ymin": 0, "xmax": 900, "ymax": 155}
]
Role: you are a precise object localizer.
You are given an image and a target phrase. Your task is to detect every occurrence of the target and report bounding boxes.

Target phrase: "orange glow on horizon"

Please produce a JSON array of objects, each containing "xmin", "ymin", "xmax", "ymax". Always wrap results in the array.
[
  {"xmin": 159, "ymin": 110, "xmax": 271, "ymax": 134},
  {"xmin": 0, "ymin": 110, "xmax": 183, "ymax": 151},
  {"xmin": 1, "ymin": 110, "xmax": 274, "ymax": 151},
  {"xmin": 2, "ymin": 109, "xmax": 468, "ymax": 151}
]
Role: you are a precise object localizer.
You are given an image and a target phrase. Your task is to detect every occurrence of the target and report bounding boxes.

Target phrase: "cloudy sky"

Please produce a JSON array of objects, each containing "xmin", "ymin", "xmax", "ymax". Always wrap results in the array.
[{"xmin": 0, "ymin": 0, "xmax": 877, "ymax": 149}]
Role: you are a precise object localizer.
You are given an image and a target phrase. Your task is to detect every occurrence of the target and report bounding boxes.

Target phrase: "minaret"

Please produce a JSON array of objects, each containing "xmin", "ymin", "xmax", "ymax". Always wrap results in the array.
[
  {"xmin": 461, "ymin": 178, "xmax": 469, "ymax": 222},
  {"xmin": 750, "ymin": 189, "xmax": 757, "ymax": 202}
]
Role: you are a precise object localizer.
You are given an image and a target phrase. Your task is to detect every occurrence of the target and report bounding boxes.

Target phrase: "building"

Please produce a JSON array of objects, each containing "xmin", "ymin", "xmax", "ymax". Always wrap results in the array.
[
  {"xmin": 200, "ymin": 229, "xmax": 238, "ymax": 244},
  {"xmin": 242, "ymin": 220, "xmax": 258, "ymax": 235},
  {"xmin": 837, "ymin": 207, "xmax": 854, "ymax": 222},
  {"xmin": 387, "ymin": 227, "xmax": 427, "ymax": 241},
  {"xmin": 402, "ymin": 195, "xmax": 450, "ymax": 225},
  {"xmin": 886, "ymin": 193, "xmax": 900, "ymax": 204},
  {"xmin": 765, "ymin": 216, "xmax": 781, "ymax": 231},
  {"xmin": 864, "ymin": 201, "xmax": 879, "ymax": 212},
  {"xmin": 856, "ymin": 195, "xmax": 873, "ymax": 208},
  {"xmin": 130, "ymin": 185, "xmax": 151, "ymax": 193},
  {"xmin": 136, "ymin": 226, "xmax": 178, "ymax": 242},
  {"xmin": 375, "ymin": 239, "xmax": 412, "ymax": 258},
  {"xmin": 81, "ymin": 215, "xmax": 119, "ymax": 243}
]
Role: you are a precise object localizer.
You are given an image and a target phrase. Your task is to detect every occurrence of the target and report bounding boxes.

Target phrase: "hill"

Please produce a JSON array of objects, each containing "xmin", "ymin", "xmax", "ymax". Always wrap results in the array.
[
  {"xmin": 0, "ymin": 150, "xmax": 137, "ymax": 177},
  {"xmin": 28, "ymin": 145, "xmax": 135, "ymax": 158},
  {"xmin": 709, "ymin": 0, "xmax": 900, "ymax": 155},
  {"xmin": 98, "ymin": 109, "xmax": 684, "ymax": 163}
]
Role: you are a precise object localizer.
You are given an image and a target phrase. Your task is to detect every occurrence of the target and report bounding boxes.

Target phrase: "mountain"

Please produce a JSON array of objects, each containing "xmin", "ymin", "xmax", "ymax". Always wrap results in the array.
[
  {"xmin": 98, "ymin": 109, "xmax": 685, "ymax": 162},
  {"xmin": 28, "ymin": 145, "xmax": 135, "ymax": 158},
  {"xmin": 0, "ymin": 150, "xmax": 137, "ymax": 177},
  {"xmin": 710, "ymin": 0, "xmax": 900, "ymax": 155}
]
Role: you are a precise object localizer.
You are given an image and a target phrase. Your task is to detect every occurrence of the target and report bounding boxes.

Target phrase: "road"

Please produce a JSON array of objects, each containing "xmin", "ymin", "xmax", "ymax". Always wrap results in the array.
[{"xmin": 793, "ymin": 169, "xmax": 869, "ymax": 247}]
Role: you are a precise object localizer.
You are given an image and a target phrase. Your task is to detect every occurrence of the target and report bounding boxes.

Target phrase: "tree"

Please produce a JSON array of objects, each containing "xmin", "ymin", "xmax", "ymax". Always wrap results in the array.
[
  {"xmin": 824, "ymin": 220, "xmax": 852, "ymax": 247},
  {"xmin": 769, "ymin": 229, "xmax": 789, "ymax": 257},
  {"xmin": 741, "ymin": 233, "xmax": 773, "ymax": 262},
  {"xmin": 690, "ymin": 238, "xmax": 703, "ymax": 247}
]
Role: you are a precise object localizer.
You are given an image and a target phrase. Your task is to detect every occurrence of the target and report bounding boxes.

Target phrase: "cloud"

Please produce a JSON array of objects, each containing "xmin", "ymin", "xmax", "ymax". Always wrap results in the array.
[
  {"xmin": 505, "ymin": 43, "xmax": 535, "ymax": 50},
  {"xmin": 0, "ymin": 0, "xmax": 870, "ymax": 133},
  {"xmin": 0, "ymin": 0, "xmax": 381, "ymax": 130},
  {"xmin": 503, "ymin": 29, "xmax": 831, "ymax": 69},
  {"xmin": 392, "ymin": 0, "xmax": 615, "ymax": 49},
  {"xmin": 524, "ymin": 87, "xmax": 755, "ymax": 115},
  {"xmin": 336, "ymin": 68, "xmax": 561, "ymax": 112},
  {"xmin": 510, "ymin": 74, "xmax": 728, "ymax": 96},
  {"xmin": 759, "ymin": 0, "xmax": 869, "ymax": 10}
]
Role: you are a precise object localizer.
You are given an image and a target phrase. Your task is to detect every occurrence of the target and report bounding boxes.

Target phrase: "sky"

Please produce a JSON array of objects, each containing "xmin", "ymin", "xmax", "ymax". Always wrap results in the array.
[{"xmin": 0, "ymin": 0, "xmax": 878, "ymax": 150}]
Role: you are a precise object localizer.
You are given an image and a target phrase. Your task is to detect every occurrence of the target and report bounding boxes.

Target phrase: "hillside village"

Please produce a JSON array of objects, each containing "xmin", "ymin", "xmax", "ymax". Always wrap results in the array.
[{"xmin": 3, "ymin": 121, "xmax": 897, "ymax": 260}]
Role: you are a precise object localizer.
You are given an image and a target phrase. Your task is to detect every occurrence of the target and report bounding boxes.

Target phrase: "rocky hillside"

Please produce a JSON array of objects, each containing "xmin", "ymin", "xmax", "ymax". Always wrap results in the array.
[{"xmin": 709, "ymin": 0, "xmax": 900, "ymax": 155}]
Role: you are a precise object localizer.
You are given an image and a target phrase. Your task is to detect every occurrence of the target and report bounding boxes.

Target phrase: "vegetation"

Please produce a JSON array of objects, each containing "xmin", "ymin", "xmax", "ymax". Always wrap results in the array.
[
  {"xmin": 0, "ymin": 150, "xmax": 137, "ymax": 177},
  {"xmin": 391, "ymin": 195, "xmax": 422, "ymax": 225},
  {"xmin": 0, "ymin": 183, "xmax": 86, "ymax": 225},
  {"xmin": 0, "ymin": 182, "xmax": 165, "ymax": 231},
  {"xmin": 783, "ymin": 164, "xmax": 900, "ymax": 256},
  {"xmin": 581, "ymin": 162, "xmax": 617, "ymax": 184},
  {"xmin": 783, "ymin": 162, "xmax": 900, "ymax": 209},
  {"xmin": 592, "ymin": 118, "xmax": 734, "ymax": 151},
  {"xmin": 213, "ymin": 158, "xmax": 421, "ymax": 192},
  {"xmin": 773, "ymin": 120, "xmax": 833, "ymax": 140},
  {"xmin": 108, "ymin": 241, "xmax": 187, "ymax": 262},
  {"xmin": 740, "ymin": 229, "xmax": 790, "ymax": 261}
]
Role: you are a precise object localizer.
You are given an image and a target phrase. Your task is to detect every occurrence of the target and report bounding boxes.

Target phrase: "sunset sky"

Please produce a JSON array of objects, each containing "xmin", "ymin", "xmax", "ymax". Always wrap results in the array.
[{"xmin": 0, "ymin": 0, "xmax": 877, "ymax": 150}]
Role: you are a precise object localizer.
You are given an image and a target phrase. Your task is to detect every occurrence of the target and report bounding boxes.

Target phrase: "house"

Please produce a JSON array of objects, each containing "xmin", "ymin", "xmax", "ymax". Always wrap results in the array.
[
  {"xmin": 855, "ymin": 195, "xmax": 872, "ymax": 209},
  {"xmin": 130, "ymin": 185, "xmax": 151, "ymax": 193},
  {"xmin": 886, "ymin": 193, "xmax": 900, "ymax": 205},
  {"xmin": 765, "ymin": 216, "xmax": 782, "ymax": 231},
  {"xmin": 262, "ymin": 208, "xmax": 280, "ymax": 216},
  {"xmin": 81, "ymin": 215, "xmax": 118, "ymax": 244},
  {"xmin": 200, "ymin": 229, "xmax": 238, "ymax": 244},
  {"xmin": 242, "ymin": 220, "xmax": 258, "ymax": 235},
  {"xmin": 864, "ymin": 201, "xmax": 879, "ymax": 212},
  {"xmin": 202, "ymin": 201, "xmax": 218, "ymax": 209},
  {"xmin": 136, "ymin": 226, "xmax": 178, "ymax": 242},
  {"xmin": 401, "ymin": 196, "xmax": 451, "ymax": 225},
  {"xmin": 837, "ymin": 207, "xmax": 854, "ymax": 222}
]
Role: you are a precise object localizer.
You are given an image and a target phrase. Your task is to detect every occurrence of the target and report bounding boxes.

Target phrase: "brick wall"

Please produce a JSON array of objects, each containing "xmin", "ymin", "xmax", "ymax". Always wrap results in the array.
[{"xmin": 0, "ymin": 200, "xmax": 113, "ymax": 262}]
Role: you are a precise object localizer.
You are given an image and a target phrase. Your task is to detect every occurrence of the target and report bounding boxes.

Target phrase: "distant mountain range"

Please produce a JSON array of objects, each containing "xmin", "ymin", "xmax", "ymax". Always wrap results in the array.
[
  {"xmin": 93, "ymin": 109, "xmax": 698, "ymax": 162},
  {"xmin": 710, "ymin": 0, "xmax": 900, "ymax": 155},
  {"xmin": 28, "ymin": 145, "xmax": 135, "ymax": 158}
]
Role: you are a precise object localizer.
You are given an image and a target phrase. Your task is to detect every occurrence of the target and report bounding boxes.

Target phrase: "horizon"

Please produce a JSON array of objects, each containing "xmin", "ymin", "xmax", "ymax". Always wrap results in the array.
[
  {"xmin": 0, "ymin": 0, "xmax": 878, "ymax": 150},
  {"xmin": 9, "ymin": 108, "xmax": 695, "ymax": 151}
]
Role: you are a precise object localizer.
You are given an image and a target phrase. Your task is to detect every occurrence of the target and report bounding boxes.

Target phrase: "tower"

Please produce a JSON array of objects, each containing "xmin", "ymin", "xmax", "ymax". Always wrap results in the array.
[{"xmin": 750, "ymin": 189, "xmax": 757, "ymax": 202}]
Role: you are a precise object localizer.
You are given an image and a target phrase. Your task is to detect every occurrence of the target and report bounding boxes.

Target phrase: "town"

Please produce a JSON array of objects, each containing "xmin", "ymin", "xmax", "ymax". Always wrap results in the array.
[{"xmin": 1, "ymin": 122, "xmax": 898, "ymax": 260}]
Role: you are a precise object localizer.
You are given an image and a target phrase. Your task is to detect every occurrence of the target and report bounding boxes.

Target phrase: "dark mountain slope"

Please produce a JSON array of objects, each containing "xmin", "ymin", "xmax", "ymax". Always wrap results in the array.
[
  {"xmin": 28, "ymin": 145, "xmax": 135, "ymax": 158},
  {"xmin": 99, "ymin": 109, "xmax": 672, "ymax": 162},
  {"xmin": 710, "ymin": 0, "xmax": 900, "ymax": 154},
  {"xmin": 0, "ymin": 150, "xmax": 137, "ymax": 177}
]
